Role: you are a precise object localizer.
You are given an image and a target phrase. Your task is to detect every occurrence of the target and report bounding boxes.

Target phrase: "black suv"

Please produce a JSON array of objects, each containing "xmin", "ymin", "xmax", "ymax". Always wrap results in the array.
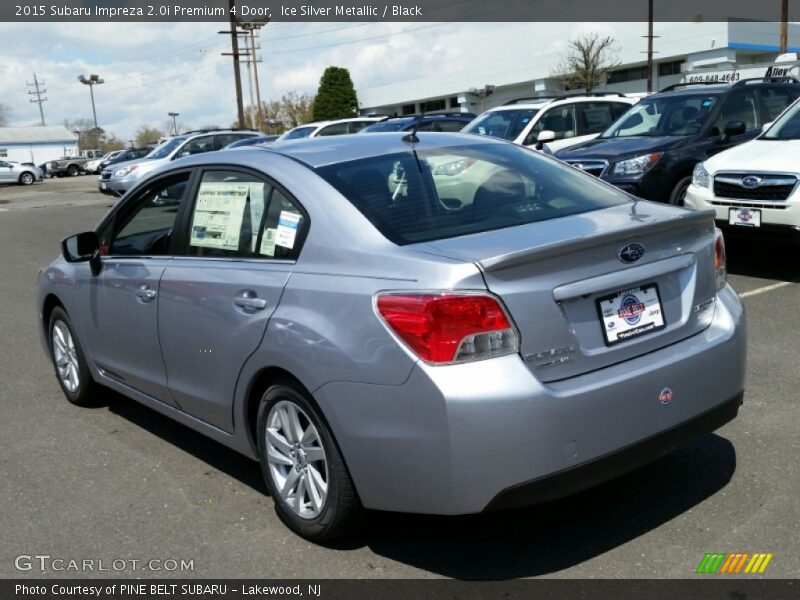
[
  {"xmin": 96, "ymin": 147, "xmax": 152, "ymax": 173},
  {"xmin": 360, "ymin": 112, "xmax": 476, "ymax": 133},
  {"xmin": 556, "ymin": 78, "xmax": 800, "ymax": 204}
]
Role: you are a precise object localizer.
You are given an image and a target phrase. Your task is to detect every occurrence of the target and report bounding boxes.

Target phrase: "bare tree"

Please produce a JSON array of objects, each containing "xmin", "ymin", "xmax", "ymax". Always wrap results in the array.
[
  {"xmin": 554, "ymin": 33, "xmax": 620, "ymax": 92},
  {"xmin": 280, "ymin": 91, "xmax": 315, "ymax": 128},
  {"xmin": 0, "ymin": 103, "xmax": 10, "ymax": 127}
]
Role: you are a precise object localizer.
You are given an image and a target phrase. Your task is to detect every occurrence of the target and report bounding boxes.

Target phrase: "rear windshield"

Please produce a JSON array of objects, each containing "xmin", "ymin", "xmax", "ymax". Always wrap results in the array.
[
  {"xmin": 362, "ymin": 119, "xmax": 414, "ymax": 132},
  {"xmin": 315, "ymin": 143, "xmax": 628, "ymax": 245},
  {"xmin": 462, "ymin": 109, "xmax": 539, "ymax": 141}
]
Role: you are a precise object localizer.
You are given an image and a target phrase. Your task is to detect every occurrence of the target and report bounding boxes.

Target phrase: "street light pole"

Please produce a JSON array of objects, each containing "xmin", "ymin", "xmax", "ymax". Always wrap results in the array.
[
  {"xmin": 77, "ymin": 74, "xmax": 104, "ymax": 129},
  {"xmin": 168, "ymin": 111, "xmax": 180, "ymax": 135}
]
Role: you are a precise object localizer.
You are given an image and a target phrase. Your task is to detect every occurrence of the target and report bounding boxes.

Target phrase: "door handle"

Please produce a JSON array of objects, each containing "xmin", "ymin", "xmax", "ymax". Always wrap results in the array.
[
  {"xmin": 233, "ymin": 290, "xmax": 267, "ymax": 311},
  {"xmin": 135, "ymin": 284, "xmax": 157, "ymax": 301}
]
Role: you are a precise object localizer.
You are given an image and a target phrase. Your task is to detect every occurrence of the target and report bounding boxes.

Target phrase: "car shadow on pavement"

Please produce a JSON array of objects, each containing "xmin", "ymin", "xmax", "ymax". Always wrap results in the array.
[
  {"xmin": 348, "ymin": 433, "xmax": 736, "ymax": 579},
  {"xmin": 725, "ymin": 235, "xmax": 800, "ymax": 281}
]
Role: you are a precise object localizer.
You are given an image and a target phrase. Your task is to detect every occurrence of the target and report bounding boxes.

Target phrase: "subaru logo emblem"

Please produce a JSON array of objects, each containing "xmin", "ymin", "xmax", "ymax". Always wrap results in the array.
[
  {"xmin": 741, "ymin": 176, "xmax": 762, "ymax": 188},
  {"xmin": 618, "ymin": 243, "xmax": 645, "ymax": 264},
  {"xmin": 659, "ymin": 387, "xmax": 674, "ymax": 405}
]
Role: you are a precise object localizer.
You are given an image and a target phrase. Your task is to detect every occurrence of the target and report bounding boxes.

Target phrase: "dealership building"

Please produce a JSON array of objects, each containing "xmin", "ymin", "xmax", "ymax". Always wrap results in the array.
[
  {"xmin": 358, "ymin": 21, "xmax": 800, "ymax": 116},
  {"xmin": 0, "ymin": 126, "xmax": 78, "ymax": 164}
]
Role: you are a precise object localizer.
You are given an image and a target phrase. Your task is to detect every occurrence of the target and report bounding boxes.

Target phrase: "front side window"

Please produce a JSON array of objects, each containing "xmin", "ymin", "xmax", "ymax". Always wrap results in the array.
[
  {"xmin": 316, "ymin": 143, "xmax": 628, "ymax": 246},
  {"xmin": 362, "ymin": 119, "xmax": 413, "ymax": 132},
  {"xmin": 436, "ymin": 120, "xmax": 467, "ymax": 132},
  {"xmin": 281, "ymin": 126, "xmax": 317, "ymax": 140},
  {"xmin": 146, "ymin": 136, "xmax": 187, "ymax": 159},
  {"xmin": 525, "ymin": 104, "xmax": 578, "ymax": 144},
  {"xmin": 463, "ymin": 109, "xmax": 538, "ymax": 141},
  {"xmin": 101, "ymin": 175, "xmax": 190, "ymax": 256},
  {"xmin": 317, "ymin": 122, "xmax": 349, "ymax": 136},
  {"xmin": 186, "ymin": 170, "xmax": 306, "ymax": 260},
  {"xmin": 177, "ymin": 136, "xmax": 215, "ymax": 158},
  {"xmin": 603, "ymin": 94, "xmax": 719, "ymax": 138}
]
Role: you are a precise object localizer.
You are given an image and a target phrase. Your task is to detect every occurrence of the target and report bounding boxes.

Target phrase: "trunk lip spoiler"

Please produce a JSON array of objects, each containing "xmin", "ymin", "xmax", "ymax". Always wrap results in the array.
[{"xmin": 473, "ymin": 209, "xmax": 716, "ymax": 273}]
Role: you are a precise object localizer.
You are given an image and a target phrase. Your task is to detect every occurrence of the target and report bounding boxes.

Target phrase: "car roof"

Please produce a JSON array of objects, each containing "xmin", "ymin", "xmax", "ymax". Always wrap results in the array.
[
  {"xmin": 260, "ymin": 131, "xmax": 506, "ymax": 168},
  {"xmin": 487, "ymin": 96, "xmax": 635, "ymax": 112}
]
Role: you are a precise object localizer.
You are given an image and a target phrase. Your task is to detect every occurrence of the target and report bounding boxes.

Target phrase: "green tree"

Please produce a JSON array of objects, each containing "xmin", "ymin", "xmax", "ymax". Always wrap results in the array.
[
  {"xmin": 312, "ymin": 66, "xmax": 358, "ymax": 121},
  {"xmin": 134, "ymin": 125, "xmax": 164, "ymax": 147}
]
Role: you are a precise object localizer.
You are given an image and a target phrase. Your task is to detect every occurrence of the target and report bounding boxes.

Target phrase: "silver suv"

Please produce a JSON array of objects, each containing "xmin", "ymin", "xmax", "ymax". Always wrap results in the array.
[{"xmin": 98, "ymin": 129, "xmax": 261, "ymax": 196}]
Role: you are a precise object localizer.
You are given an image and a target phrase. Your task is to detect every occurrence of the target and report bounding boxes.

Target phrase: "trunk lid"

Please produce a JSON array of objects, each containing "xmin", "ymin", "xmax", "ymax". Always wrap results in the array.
[{"xmin": 415, "ymin": 202, "xmax": 718, "ymax": 382}]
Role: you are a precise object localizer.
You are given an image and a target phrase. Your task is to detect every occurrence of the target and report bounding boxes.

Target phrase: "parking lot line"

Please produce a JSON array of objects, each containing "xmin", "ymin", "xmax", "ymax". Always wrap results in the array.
[{"xmin": 739, "ymin": 281, "xmax": 796, "ymax": 299}]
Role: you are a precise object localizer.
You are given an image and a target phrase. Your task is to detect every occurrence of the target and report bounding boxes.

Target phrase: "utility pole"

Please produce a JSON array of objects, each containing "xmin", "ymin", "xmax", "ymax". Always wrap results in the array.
[
  {"xmin": 168, "ymin": 111, "xmax": 180, "ymax": 135},
  {"xmin": 241, "ymin": 32, "xmax": 256, "ymax": 129},
  {"xmin": 77, "ymin": 74, "xmax": 104, "ymax": 129},
  {"xmin": 646, "ymin": 0, "xmax": 654, "ymax": 93},
  {"xmin": 220, "ymin": 0, "xmax": 245, "ymax": 128},
  {"xmin": 780, "ymin": 0, "xmax": 789, "ymax": 54},
  {"xmin": 27, "ymin": 74, "xmax": 47, "ymax": 126},
  {"xmin": 242, "ymin": 22, "xmax": 267, "ymax": 130}
]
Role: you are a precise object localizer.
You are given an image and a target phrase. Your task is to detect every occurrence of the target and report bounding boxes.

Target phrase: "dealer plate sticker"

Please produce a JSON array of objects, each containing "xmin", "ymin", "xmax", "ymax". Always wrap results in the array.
[
  {"xmin": 729, "ymin": 207, "xmax": 761, "ymax": 227},
  {"xmin": 597, "ymin": 284, "xmax": 666, "ymax": 345}
]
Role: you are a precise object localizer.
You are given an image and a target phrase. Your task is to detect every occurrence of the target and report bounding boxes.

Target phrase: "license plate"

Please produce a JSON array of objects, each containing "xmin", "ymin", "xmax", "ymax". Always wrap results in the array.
[
  {"xmin": 100, "ymin": 182, "xmax": 107, "ymax": 190},
  {"xmin": 728, "ymin": 207, "xmax": 761, "ymax": 227},
  {"xmin": 597, "ymin": 284, "xmax": 666, "ymax": 346}
]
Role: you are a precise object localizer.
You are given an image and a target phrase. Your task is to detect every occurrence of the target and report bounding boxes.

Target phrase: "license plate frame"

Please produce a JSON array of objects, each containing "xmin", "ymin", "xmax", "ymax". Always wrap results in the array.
[
  {"xmin": 728, "ymin": 207, "xmax": 761, "ymax": 227},
  {"xmin": 597, "ymin": 283, "xmax": 666, "ymax": 346}
]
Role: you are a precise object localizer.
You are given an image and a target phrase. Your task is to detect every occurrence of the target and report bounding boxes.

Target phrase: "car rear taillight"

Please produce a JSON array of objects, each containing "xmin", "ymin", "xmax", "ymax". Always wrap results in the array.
[
  {"xmin": 375, "ymin": 292, "xmax": 519, "ymax": 364},
  {"xmin": 714, "ymin": 228, "xmax": 727, "ymax": 291}
]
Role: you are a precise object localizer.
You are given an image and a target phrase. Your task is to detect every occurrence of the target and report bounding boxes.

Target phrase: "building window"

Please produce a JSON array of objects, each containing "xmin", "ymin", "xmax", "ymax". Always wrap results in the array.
[
  {"xmin": 607, "ymin": 65, "xmax": 650, "ymax": 84},
  {"xmin": 0, "ymin": 149, "xmax": 7, "ymax": 158},
  {"xmin": 422, "ymin": 98, "xmax": 446, "ymax": 112},
  {"xmin": 449, "ymin": 96, "xmax": 460, "ymax": 108},
  {"xmin": 401, "ymin": 104, "xmax": 416, "ymax": 115},
  {"xmin": 658, "ymin": 60, "xmax": 684, "ymax": 77}
]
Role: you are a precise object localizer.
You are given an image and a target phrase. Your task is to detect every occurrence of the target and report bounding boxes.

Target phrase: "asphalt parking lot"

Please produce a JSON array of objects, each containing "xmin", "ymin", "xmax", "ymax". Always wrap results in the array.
[{"xmin": 0, "ymin": 176, "xmax": 798, "ymax": 579}]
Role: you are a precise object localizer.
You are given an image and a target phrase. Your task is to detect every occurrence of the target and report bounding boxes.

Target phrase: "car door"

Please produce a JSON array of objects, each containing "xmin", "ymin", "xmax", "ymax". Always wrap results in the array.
[
  {"xmin": 85, "ymin": 171, "xmax": 194, "ymax": 404},
  {"xmin": 523, "ymin": 103, "xmax": 578, "ymax": 152},
  {"xmin": 705, "ymin": 88, "xmax": 762, "ymax": 158},
  {"xmin": 0, "ymin": 161, "xmax": 13, "ymax": 182},
  {"xmin": 157, "ymin": 168, "xmax": 306, "ymax": 432}
]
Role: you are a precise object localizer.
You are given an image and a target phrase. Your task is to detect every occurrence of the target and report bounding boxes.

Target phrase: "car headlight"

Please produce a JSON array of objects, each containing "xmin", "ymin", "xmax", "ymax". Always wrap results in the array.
[
  {"xmin": 432, "ymin": 158, "xmax": 476, "ymax": 176},
  {"xmin": 113, "ymin": 165, "xmax": 138, "ymax": 178},
  {"xmin": 692, "ymin": 162, "xmax": 710, "ymax": 188},
  {"xmin": 612, "ymin": 152, "xmax": 663, "ymax": 176}
]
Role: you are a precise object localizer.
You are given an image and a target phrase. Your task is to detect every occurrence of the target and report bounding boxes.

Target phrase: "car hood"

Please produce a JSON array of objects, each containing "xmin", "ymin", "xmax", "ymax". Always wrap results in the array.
[
  {"xmin": 703, "ymin": 138, "xmax": 800, "ymax": 174},
  {"xmin": 106, "ymin": 157, "xmax": 160, "ymax": 175},
  {"xmin": 556, "ymin": 136, "xmax": 686, "ymax": 161}
]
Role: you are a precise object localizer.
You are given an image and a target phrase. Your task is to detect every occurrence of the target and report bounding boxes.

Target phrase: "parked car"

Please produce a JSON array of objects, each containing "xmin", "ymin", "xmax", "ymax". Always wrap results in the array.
[
  {"xmin": 96, "ymin": 147, "xmax": 152, "ymax": 175},
  {"xmin": 360, "ymin": 112, "xmax": 476, "ymax": 134},
  {"xmin": 40, "ymin": 132, "xmax": 745, "ymax": 542},
  {"xmin": 224, "ymin": 135, "xmax": 279, "ymax": 149},
  {"xmin": 277, "ymin": 117, "xmax": 385, "ymax": 141},
  {"xmin": 48, "ymin": 155, "xmax": 90, "ymax": 177},
  {"xmin": 0, "ymin": 160, "xmax": 44, "ymax": 185},
  {"xmin": 685, "ymin": 95, "xmax": 800, "ymax": 239},
  {"xmin": 99, "ymin": 129, "xmax": 260, "ymax": 196},
  {"xmin": 85, "ymin": 151, "xmax": 122, "ymax": 175},
  {"xmin": 462, "ymin": 94, "xmax": 636, "ymax": 152},
  {"xmin": 556, "ymin": 78, "xmax": 800, "ymax": 204}
]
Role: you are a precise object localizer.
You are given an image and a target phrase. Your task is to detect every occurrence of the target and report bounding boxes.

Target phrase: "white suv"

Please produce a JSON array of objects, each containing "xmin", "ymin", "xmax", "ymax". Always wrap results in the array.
[
  {"xmin": 463, "ymin": 94, "xmax": 637, "ymax": 153},
  {"xmin": 277, "ymin": 117, "xmax": 385, "ymax": 141},
  {"xmin": 686, "ymin": 97, "xmax": 800, "ymax": 238}
]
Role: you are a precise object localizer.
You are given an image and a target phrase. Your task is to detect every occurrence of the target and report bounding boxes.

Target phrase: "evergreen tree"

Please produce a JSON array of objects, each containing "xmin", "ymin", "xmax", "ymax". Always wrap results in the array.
[{"xmin": 312, "ymin": 67, "xmax": 359, "ymax": 121}]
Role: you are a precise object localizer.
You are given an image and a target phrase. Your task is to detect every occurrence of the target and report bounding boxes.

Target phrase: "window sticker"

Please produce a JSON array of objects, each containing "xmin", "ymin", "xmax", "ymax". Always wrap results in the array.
[
  {"xmin": 259, "ymin": 228, "xmax": 277, "ymax": 257},
  {"xmin": 275, "ymin": 211, "xmax": 302, "ymax": 249},
  {"xmin": 189, "ymin": 182, "xmax": 249, "ymax": 251}
]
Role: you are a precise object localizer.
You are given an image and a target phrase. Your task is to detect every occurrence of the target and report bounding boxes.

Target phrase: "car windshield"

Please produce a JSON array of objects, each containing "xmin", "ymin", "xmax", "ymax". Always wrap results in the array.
[
  {"xmin": 761, "ymin": 98, "xmax": 800, "ymax": 139},
  {"xmin": 361, "ymin": 119, "xmax": 414, "ymax": 132},
  {"xmin": 315, "ymin": 143, "xmax": 628, "ymax": 245},
  {"xmin": 603, "ymin": 94, "xmax": 719, "ymax": 138},
  {"xmin": 146, "ymin": 136, "xmax": 187, "ymax": 159},
  {"xmin": 462, "ymin": 109, "xmax": 539, "ymax": 141},
  {"xmin": 281, "ymin": 127, "xmax": 317, "ymax": 140}
]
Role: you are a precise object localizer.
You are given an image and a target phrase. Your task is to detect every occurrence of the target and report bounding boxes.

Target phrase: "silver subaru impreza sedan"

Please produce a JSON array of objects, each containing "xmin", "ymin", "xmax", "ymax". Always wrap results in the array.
[{"xmin": 37, "ymin": 132, "xmax": 745, "ymax": 541}]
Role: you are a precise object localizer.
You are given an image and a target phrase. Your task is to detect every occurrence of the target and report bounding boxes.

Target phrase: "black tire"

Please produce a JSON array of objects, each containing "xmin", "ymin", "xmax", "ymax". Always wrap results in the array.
[
  {"xmin": 668, "ymin": 176, "xmax": 692, "ymax": 206},
  {"xmin": 48, "ymin": 307, "xmax": 99, "ymax": 406},
  {"xmin": 67, "ymin": 164, "xmax": 80, "ymax": 177},
  {"xmin": 19, "ymin": 172, "xmax": 35, "ymax": 186},
  {"xmin": 256, "ymin": 379, "xmax": 360, "ymax": 542}
]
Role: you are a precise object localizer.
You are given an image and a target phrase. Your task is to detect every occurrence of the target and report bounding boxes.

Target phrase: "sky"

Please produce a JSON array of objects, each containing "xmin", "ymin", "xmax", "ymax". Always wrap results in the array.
[{"xmin": 0, "ymin": 22, "xmax": 660, "ymax": 140}]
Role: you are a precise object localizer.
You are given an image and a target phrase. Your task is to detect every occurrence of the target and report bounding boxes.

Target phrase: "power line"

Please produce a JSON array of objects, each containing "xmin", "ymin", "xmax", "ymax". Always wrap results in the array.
[{"xmin": 27, "ymin": 74, "xmax": 48, "ymax": 126}]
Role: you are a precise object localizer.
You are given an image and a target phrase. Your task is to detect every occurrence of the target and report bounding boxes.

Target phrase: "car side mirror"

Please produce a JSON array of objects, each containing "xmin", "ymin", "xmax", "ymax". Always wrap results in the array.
[
  {"xmin": 61, "ymin": 231, "xmax": 102, "ymax": 276},
  {"xmin": 762, "ymin": 121, "xmax": 774, "ymax": 132},
  {"xmin": 535, "ymin": 130, "xmax": 556, "ymax": 150},
  {"xmin": 719, "ymin": 120, "xmax": 746, "ymax": 143}
]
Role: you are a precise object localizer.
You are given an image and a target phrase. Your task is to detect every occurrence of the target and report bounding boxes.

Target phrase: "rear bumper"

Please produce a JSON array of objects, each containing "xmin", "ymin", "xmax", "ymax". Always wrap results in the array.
[
  {"xmin": 314, "ymin": 285, "xmax": 745, "ymax": 515},
  {"xmin": 486, "ymin": 390, "xmax": 742, "ymax": 510}
]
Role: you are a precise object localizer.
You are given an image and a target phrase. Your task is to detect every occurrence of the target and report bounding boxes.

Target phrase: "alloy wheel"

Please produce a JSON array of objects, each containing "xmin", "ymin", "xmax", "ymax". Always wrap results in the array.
[
  {"xmin": 265, "ymin": 400, "xmax": 329, "ymax": 519},
  {"xmin": 52, "ymin": 320, "xmax": 80, "ymax": 393},
  {"xmin": 20, "ymin": 173, "xmax": 34, "ymax": 185}
]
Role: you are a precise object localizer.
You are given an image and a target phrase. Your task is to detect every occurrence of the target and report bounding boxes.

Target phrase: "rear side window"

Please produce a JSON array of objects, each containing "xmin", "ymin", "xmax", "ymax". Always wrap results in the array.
[
  {"xmin": 435, "ymin": 120, "xmax": 467, "ymax": 132},
  {"xmin": 186, "ymin": 170, "xmax": 306, "ymax": 260},
  {"xmin": 759, "ymin": 87, "xmax": 798, "ymax": 122},
  {"xmin": 714, "ymin": 90, "xmax": 760, "ymax": 133},
  {"xmin": 317, "ymin": 122, "xmax": 350, "ymax": 136},
  {"xmin": 577, "ymin": 102, "xmax": 625, "ymax": 135},
  {"xmin": 316, "ymin": 143, "xmax": 628, "ymax": 245}
]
